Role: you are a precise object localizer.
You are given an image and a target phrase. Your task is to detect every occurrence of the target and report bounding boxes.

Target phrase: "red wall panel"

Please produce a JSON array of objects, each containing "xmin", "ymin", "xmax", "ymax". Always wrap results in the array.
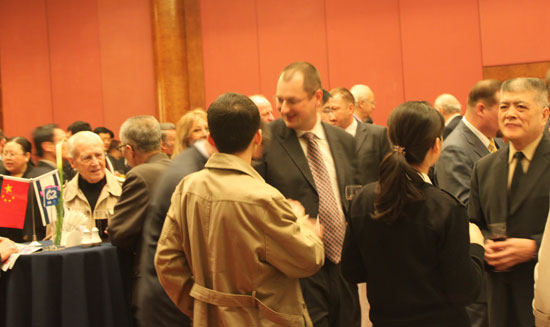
[
  {"xmin": 46, "ymin": 0, "xmax": 105, "ymax": 130},
  {"xmin": 256, "ymin": 0, "xmax": 330, "ymax": 107},
  {"xmin": 478, "ymin": 0, "xmax": 550, "ymax": 66},
  {"xmin": 200, "ymin": 0, "xmax": 260, "ymax": 107},
  {"xmin": 0, "ymin": 0, "xmax": 53, "ymax": 139},
  {"xmin": 97, "ymin": 0, "xmax": 157, "ymax": 137},
  {"xmin": 399, "ymin": 0, "xmax": 483, "ymax": 106},
  {"xmin": 325, "ymin": 0, "xmax": 404, "ymax": 124}
]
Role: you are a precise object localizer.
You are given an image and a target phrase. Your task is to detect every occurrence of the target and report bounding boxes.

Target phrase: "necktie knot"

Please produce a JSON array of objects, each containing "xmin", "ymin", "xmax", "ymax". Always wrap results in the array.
[
  {"xmin": 514, "ymin": 151, "xmax": 525, "ymax": 161},
  {"xmin": 488, "ymin": 140, "xmax": 497, "ymax": 153},
  {"xmin": 302, "ymin": 132, "xmax": 316, "ymax": 142}
]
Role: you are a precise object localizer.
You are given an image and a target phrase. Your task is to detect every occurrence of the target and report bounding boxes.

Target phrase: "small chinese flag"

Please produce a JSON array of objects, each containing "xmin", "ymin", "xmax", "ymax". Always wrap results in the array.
[{"xmin": 0, "ymin": 176, "xmax": 30, "ymax": 229}]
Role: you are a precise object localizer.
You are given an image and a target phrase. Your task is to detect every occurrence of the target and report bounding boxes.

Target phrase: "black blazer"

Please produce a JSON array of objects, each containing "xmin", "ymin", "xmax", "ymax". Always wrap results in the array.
[
  {"xmin": 342, "ymin": 182, "xmax": 484, "ymax": 327},
  {"xmin": 255, "ymin": 118, "xmax": 358, "ymax": 218},
  {"xmin": 136, "ymin": 146, "xmax": 206, "ymax": 327},
  {"xmin": 355, "ymin": 122, "xmax": 390, "ymax": 185},
  {"xmin": 468, "ymin": 134, "xmax": 550, "ymax": 275}
]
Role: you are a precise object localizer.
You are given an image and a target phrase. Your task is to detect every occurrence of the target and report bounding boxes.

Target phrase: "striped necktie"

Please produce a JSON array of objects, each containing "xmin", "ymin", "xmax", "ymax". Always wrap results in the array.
[{"xmin": 302, "ymin": 132, "xmax": 345, "ymax": 263}]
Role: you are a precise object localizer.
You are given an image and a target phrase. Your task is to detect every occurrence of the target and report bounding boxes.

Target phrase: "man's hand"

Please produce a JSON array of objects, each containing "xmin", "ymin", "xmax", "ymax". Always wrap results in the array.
[
  {"xmin": 485, "ymin": 238, "xmax": 537, "ymax": 271},
  {"xmin": 469, "ymin": 223, "xmax": 484, "ymax": 246},
  {"xmin": 287, "ymin": 199, "xmax": 306, "ymax": 218},
  {"xmin": 0, "ymin": 237, "xmax": 18, "ymax": 263}
]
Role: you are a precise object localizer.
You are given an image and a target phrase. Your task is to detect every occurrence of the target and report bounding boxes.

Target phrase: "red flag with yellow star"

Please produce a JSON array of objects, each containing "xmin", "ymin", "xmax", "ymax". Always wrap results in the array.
[{"xmin": 0, "ymin": 175, "xmax": 30, "ymax": 229}]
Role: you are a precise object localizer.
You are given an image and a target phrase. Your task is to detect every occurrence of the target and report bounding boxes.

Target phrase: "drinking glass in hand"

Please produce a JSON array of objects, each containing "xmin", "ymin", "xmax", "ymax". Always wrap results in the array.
[
  {"xmin": 345, "ymin": 185, "xmax": 363, "ymax": 201},
  {"xmin": 488, "ymin": 222, "xmax": 507, "ymax": 242}
]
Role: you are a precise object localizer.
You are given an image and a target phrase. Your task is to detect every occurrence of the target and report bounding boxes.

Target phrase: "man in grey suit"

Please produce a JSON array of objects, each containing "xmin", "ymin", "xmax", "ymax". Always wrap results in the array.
[
  {"xmin": 256, "ymin": 62, "xmax": 360, "ymax": 326},
  {"xmin": 108, "ymin": 115, "xmax": 172, "ymax": 325},
  {"xmin": 468, "ymin": 78, "xmax": 550, "ymax": 327},
  {"xmin": 435, "ymin": 79, "xmax": 502, "ymax": 205},
  {"xmin": 435, "ymin": 79, "xmax": 501, "ymax": 327},
  {"xmin": 434, "ymin": 93, "xmax": 463, "ymax": 139},
  {"xmin": 322, "ymin": 87, "xmax": 390, "ymax": 185}
]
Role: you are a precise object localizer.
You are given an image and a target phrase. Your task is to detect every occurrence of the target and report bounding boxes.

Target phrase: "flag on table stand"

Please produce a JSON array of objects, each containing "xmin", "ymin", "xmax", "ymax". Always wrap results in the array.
[
  {"xmin": 0, "ymin": 175, "xmax": 31, "ymax": 229},
  {"xmin": 33, "ymin": 170, "xmax": 61, "ymax": 226}
]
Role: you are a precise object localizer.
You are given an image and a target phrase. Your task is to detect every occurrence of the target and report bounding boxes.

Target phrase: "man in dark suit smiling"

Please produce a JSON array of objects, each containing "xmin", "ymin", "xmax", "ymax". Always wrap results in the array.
[{"xmin": 256, "ymin": 62, "xmax": 360, "ymax": 327}]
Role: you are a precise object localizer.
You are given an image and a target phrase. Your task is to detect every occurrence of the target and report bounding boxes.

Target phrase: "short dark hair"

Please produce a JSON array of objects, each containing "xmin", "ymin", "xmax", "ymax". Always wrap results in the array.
[
  {"xmin": 93, "ymin": 127, "xmax": 114, "ymax": 138},
  {"xmin": 280, "ymin": 62, "xmax": 322, "ymax": 97},
  {"xmin": 321, "ymin": 89, "xmax": 331, "ymax": 105},
  {"xmin": 467, "ymin": 79, "xmax": 502, "ymax": 109},
  {"xmin": 68, "ymin": 121, "xmax": 92, "ymax": 134},
  {"xmin": 330, "ymin": 87, "xmax": 355, "ymax": 105},
  {"xmin": 32, "ymin": 124, "xmax": 57, "ymax": 157},
  {"xmin": 207, "ymin": 92, "xmax": 260, "ymax": 154},
  {"xmin": 6, "ymin": 136, "xmax": 32, "ymax": 154},
  {"xmin": 375, "ymin": 101, "xmax": 444, "ymax": 223}
]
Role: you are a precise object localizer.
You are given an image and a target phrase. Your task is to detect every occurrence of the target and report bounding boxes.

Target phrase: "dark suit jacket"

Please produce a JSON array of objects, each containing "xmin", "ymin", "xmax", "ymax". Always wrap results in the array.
[
  {"xmin": 468, "ymin": 134, "xmax": 550, "ymax": 278},
  {"xmin": 255, "ymin": 119, "xmax": 357, "ymax": 219},
  {"xmin": 355, "ymin": 122, "xmax": 390, "ymax": 185},
  {"xmin": 435, "ymin": 121, "xmax": 490, "ymax": 205},
  {"xmin": 443, "ymin": 115, "xmax": 462, "ymax": 139},
  {"xmin": 109, "ymin": 153, "xmax": 171, "ymax": 281},
  {"xmin": 136, "ymin": 146, "xmax": 207, "ymax": 327}
]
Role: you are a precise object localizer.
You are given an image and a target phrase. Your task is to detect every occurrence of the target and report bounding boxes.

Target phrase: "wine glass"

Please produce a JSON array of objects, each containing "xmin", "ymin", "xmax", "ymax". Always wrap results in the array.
[{"xmin": 488, "ymin": 222, "xmax": 507, "ymax": 242}]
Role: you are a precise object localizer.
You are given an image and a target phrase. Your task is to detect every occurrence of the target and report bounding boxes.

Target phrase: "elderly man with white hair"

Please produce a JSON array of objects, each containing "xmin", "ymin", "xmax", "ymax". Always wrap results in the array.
[
  {"xmin": 350, "ymin": 84, "xmax": 376, "ymax": 124},
  {"xmin": 64, "ymin": 131, "xmax": 121, "ymax": 233},
  {"xmin": 434, "ymin": 93, "xmax": 463, "ymax": 139},
  {"xmin": 249, "ymin": 94, "xmax": 275, "ymax": 122}
]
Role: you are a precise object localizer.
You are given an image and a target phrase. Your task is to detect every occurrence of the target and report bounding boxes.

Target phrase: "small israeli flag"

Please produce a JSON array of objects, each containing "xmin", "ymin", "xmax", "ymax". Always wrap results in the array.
[{"xmin": 33, "ymin": 170, "xmax": 61, "ymax": 226}]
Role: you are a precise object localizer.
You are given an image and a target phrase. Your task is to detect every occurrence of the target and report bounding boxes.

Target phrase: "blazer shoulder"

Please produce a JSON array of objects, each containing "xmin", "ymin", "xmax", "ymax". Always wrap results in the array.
[{"xmin": 475, "ymin": 146, "xmax": 507, "ymax": 170}]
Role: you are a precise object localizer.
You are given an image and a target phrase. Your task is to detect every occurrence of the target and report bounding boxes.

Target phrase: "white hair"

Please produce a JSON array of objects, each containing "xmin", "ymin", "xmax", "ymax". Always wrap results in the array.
[{"xmin": 68, "ymin": 131, "xmax": 103, "ymax": 158}]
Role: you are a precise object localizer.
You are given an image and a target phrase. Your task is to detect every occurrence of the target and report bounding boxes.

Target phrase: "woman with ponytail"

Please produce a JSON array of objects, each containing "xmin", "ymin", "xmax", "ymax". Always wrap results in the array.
[{"xmin": 341, "ymin": 101, "xmax": 485, "ymax": 327}]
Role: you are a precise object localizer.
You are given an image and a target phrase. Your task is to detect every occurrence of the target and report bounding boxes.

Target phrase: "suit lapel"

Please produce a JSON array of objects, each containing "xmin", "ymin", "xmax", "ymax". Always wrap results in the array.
[
  {"xmin": 462, "ymin": 124, "xmax": 489, "ymax": 158},
  {"xmin": 509, "ymin": 136, "xmax": 550, "ymax": 215},
  {"xmin": 277, "ymin": 125, "xmax": 316, "ymax": 191},
  {"xmin": 490, "ymin": 147, "xmax": 510, "ymax": 223},
  {"xmin": 323, "ymin": 123, "xmax": 347, "ymax": 198},
  {"xmin": 354, "ymin": 123, "xmax": 368, "ymax": 152}
]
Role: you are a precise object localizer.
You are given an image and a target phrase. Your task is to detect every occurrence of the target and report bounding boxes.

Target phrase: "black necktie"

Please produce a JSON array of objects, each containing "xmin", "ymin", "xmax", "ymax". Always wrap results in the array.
[{"xmin": 510, "ymin": 151, "xmax": 525, "ymax": 198}]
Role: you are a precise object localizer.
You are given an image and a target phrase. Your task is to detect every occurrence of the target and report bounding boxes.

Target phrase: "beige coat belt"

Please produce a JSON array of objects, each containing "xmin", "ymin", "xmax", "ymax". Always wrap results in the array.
[{"xmin": 189, "ymin": 283, "xmax": 306, "ymax": 327}]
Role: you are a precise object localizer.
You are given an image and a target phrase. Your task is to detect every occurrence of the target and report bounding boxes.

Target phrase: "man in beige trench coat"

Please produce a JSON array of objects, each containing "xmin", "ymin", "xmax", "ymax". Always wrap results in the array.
[{"xmin": 155, "ymin": 92, "xmax": 325, "ymax": 327}]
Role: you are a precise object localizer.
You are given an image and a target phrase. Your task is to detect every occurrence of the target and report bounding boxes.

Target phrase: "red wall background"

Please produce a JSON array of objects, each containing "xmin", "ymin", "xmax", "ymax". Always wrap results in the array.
[
  {"xmin": 200, "ymin": 0, "xmax": 550, "ymax": 125},
  {"xmin": 1, "ymin": 0, "xmax": 549, "ymax": 142},
  {"xmin": 0, "ymin": 0, "xmax": 156, "ymax": 140}
]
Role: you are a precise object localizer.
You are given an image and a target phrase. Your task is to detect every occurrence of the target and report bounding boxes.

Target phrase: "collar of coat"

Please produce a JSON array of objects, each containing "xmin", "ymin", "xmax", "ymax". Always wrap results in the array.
[
  {"xmin": 64, "ymin": 169, "xmax": 122, "ymax": 202},
  {"xmin": 205, "ymin": 153, "xmax": 264, "ymax": 182}
]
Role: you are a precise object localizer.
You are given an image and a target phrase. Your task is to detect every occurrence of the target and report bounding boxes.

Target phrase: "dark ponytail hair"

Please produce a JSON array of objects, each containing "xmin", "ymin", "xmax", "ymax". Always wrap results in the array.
[{"xmin": 373, "ymin": 101, "xmax": 444, "ymax": 223}]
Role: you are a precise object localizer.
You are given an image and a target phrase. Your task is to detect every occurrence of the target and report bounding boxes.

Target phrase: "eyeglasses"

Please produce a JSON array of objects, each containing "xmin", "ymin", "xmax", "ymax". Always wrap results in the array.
[
  {"xmin": 2, "ymin": 152, "xmax": 24, "ymax": 158},
  {"xmin": 117, "ymin": 144, "xmax": 133, "ymax": 152}
]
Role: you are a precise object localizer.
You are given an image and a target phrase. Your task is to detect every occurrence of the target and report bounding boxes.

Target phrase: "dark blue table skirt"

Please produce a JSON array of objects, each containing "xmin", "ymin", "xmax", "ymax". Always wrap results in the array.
[{"xmin": 0, "ymin": 242, "xmax": 131, "ymax": 327}]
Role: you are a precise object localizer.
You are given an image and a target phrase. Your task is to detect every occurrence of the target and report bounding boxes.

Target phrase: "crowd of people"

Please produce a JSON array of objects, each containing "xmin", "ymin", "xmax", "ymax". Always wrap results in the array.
[{"xmin": 1, "ymin": 61, "xmax": 550, "ymax": 327}]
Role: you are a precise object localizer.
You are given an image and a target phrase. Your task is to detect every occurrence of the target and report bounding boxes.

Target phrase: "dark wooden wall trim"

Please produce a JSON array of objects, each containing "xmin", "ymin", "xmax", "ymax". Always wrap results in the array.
[
  {"xmin": 483, "ymin": 61, "xmax": 550, "ymax": 82},
  {"xmin": 152, "ymin": 0, "xmax": 205, "ymax": 124}
]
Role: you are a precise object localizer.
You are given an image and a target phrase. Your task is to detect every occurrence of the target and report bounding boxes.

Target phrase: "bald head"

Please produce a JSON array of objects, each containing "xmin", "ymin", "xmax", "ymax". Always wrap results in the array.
[
  {"xmin": 249, "ymin": 94, "xmax": 275, "ymax": 122},
  {"xmin": 350, "ymin": 84, "xmax": 375, "ymax": 122},
  {"xmin": 434, "ymin": 93, "xmax": 462, "ymax": 120}
]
